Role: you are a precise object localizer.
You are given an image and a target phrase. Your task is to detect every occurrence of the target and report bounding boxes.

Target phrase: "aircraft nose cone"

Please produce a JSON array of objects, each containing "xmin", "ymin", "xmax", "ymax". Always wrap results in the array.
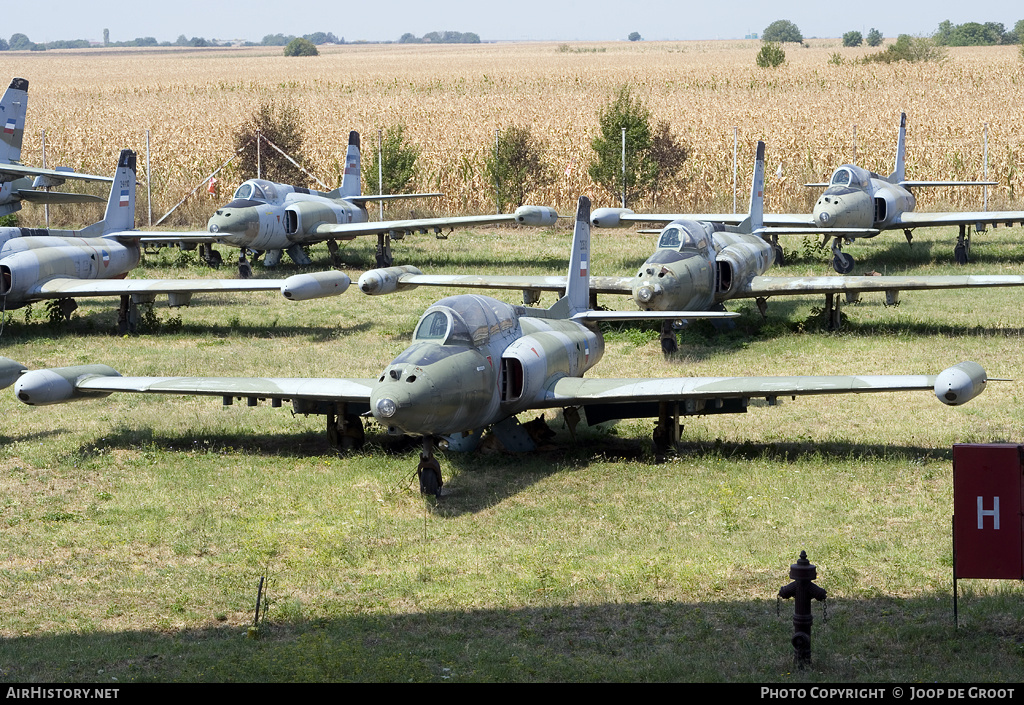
[{"xmin": 636, "ymin": 285, "xmax": 655, "ymax": 303}]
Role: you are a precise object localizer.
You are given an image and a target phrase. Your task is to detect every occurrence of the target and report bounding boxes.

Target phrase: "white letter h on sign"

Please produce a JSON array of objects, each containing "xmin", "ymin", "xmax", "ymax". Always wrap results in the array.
[{"xmin": 977, "ymin": 496, "xmax": 1000, "ymax": 530}]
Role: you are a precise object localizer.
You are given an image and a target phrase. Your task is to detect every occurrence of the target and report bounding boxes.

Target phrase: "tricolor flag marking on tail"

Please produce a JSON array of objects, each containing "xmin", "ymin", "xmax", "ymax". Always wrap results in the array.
[
  {"xmin": 3, "ymin": 119, "xmax": 15, "ymax": 135},
  {"xmin": 119, "ymin": 189, "xmax": 130, "ymax": 207},
  {"xmin": 580, "ymin": 259, "xmax": 589, "ymax": 277}
]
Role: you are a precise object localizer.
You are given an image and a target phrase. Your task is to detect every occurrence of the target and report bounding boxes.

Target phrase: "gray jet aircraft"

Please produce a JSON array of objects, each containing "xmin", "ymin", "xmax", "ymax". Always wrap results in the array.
[
  {"xmin": 15, "ymin": 196, "xmax": 989, "ymax": 496},
  {"xmin": 592, "ymin": 114, "xmax": 1024, "ymax": 273},
  {"xmin": 0, "ymin": 77, "xmax": 111, "ymax": 218},
  {"xmin": 1, "ymin": 149, "xmax": 351, "ymax": 332},
  {"xmin": 143, "ymin": 130, "xmax": 558, "ymax": 277},
  {"xmin": 359, "ymin": 142, "xmax": 1024, "ymax": 349}
]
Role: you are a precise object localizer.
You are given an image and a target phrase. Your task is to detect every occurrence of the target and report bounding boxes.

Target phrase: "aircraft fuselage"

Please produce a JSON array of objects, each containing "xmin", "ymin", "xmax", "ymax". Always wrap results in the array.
[
  {"xmin": 630, "ymin": 220, "xmax": 775, "ymax": 311},
  {"xmin": 206, "ymin": 179, "xmax": 367, "ymax": 251},
  {"xmin": 369, "ymin": 294, "xmax": 603, "ymax": 438},
  {"xmin": 0, "ymin": 235, "xmax": 138, "ymax": 305},
  {"xmin": 812, "ymin": 165, "xmax": 915, "ymax": 232}
]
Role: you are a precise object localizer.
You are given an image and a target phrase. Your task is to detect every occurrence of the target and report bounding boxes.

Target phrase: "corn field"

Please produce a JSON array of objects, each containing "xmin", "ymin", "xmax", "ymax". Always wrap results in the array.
[{"xmin": 3, "ymin": 39, "xmax": 1023, "ymax": 228}]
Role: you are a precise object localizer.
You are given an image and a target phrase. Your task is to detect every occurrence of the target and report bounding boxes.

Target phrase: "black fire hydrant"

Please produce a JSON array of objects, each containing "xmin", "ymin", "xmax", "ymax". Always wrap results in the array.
[{"xmin": 778, "ymin": 550, "xmax": 827, "ymax": 668}]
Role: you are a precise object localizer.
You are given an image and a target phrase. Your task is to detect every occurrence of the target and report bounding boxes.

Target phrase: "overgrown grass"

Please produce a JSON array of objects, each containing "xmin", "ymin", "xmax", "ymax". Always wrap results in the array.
[{"xmin": 1, "ymin": 224, "xmax": 1023, "ymax": 681}]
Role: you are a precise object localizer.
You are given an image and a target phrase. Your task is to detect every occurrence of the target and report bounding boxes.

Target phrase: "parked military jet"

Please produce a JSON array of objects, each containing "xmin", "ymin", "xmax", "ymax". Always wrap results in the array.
[
  {"xmin": 15, "ymin": 196, "xmax": 989, "ymax": 496},
  {"xmin": 142, "ymin": 130, "xmax": 558, "ymax": 277},
  {"xmin": 359, "ymin": 142, "xmax": 1024, "ymax": 349},
  {"xmin": 0, "ymin": 77, "xmax": 111, "ymax": 218},
  {"xmin": 1, "ymin": 149, "xmax": 350, "ymax": 332},
  {"xmin": 593, "ymin": 113, "xmax": 1024, "ymax": 273}
]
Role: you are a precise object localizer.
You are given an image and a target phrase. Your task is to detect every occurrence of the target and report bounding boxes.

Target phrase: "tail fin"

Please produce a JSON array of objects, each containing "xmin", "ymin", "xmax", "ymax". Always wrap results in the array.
[
  {"xmin": 737, "ymin": 141, "xmax": 766, "ymax": 234},
  {"xmin": 81, "ymin": 149, "xmax": 136, "ymax": 236},
  {"xmin": 338, "ymin": 130, "xmax": 361, "ymax": 197},
  {"xmin": 548, "ymin": 195, "xmax": 591, "ymax": 318},
  {"xmin": 889, "ymin": 112, "xmax": 906, "ymax": 183},
  {"xmin": 0, "ymin": 78, "xmax": 28, "ymax": 164}
]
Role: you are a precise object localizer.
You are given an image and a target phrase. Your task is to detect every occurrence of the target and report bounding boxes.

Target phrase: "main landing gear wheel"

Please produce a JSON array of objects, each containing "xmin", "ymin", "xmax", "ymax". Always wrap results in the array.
[
  {"xmin": 954, "ymin": 243, "xmax": 968, "ymax": 265},
  {"xmin": 954, "ymin": 224, "xmax": 972, "ymax": 265},
  {"xmin": 831, "ymin": 252, "xmax": 854, "ymax": 274}
]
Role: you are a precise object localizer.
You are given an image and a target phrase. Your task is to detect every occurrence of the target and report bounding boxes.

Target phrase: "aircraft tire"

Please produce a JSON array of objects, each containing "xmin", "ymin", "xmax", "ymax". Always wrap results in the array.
[
  {"xmin": 418, "ymin": 457, "xmax": 443, "ymax": 497},
  {"xmin": 238, "ymin": 261, "xmax": 253, "ymax": 279},
  {"xmin": 832, "ymin": 253, "xmax": 854, "ymax": 274},
  {"xmin": 954, "ymin": 244, "xmax": 968, "ymax": 266}
]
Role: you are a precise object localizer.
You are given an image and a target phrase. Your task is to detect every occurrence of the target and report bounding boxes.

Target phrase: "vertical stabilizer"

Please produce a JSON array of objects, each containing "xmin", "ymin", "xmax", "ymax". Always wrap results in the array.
[
  {"xmin": 560, "ymin": 195, "xmax": 592, "ymax": 315},
  {"xmin": 338, "ymin": 130, "xmax": 361, "ymax": 197},
  {"xmin": 737, "ymin": 141, "xmax": 766, "ymax": 234},
  {"xmin": 84, "ymin": 149, "xmax": 136, "ymax": 236},
  {"xmin": 889, "ymin": 112, "xmax": 907, "ymax": 183},
  {"xmin": 0, "ymin": 78, "xmax": 28, "ymax": 164}
]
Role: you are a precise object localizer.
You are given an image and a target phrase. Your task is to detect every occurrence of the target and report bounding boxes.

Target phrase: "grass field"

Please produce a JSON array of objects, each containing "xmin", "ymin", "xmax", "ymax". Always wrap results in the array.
[
  {"xmin": 1, "ymin": 39, "xmax": 1023, "ymax": 682},
  {"xmin": 0, "ymin": 219, "xmax": 1023, "ymax": 682}
]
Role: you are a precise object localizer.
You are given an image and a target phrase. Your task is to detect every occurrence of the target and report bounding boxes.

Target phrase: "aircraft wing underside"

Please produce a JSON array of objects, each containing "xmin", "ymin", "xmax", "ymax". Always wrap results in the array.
[
  {"xmin": 73, "ymin": 375, "xmax": 375, "ymax": 403},
  {"xmin": 740, "ymin": 274, "xmax": 1024, "ymax": 298},
  {"xmin": 892, "ymin": 211, "xmax": 1024, "ymax": 229},
  {"xmin": 0, "ymin": 163, "xmax": 114, "ymax": 183},
  {"xmin": 27, "ymin": 277, "xmax": 319, "ymax": 300}
]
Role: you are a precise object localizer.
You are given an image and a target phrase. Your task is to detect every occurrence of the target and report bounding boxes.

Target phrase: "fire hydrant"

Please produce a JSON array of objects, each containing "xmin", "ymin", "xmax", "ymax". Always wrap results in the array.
[{"xmin": 778, "ymin": 550, "xmax": 827, "ymax": 668}]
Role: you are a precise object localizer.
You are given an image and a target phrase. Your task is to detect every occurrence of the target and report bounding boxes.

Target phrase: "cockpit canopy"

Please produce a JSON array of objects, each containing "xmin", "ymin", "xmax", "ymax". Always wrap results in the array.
[
  {"xmin": 828, "ymin": 166, "xmax": 872, "ymax": 189},
  {"xmin": 231, "ymin": 179, "xmax": 283, "ymax": 205},
  {"xmin": 657, "ymin": 220, "xmax": 714, "ymax": 254},
  {"xmin": 412, "ymin": 294, "xmax": 520, "ymax": 348}
]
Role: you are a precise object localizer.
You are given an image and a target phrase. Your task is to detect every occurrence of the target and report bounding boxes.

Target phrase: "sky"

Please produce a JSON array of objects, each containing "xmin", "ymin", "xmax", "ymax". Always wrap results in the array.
[{"xmin": 5, "ymin": 0, "xmax": 1023, "ymax": 44}]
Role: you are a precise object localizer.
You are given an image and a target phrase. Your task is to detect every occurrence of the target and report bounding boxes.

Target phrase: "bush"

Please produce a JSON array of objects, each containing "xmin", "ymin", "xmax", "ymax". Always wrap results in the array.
[
  {"xmin": 866, "ymin": 28, "xmax": 884, "ymax": 46},
  {"xmin": 233, "ymin": 101, "xmax": 307, "ymax": 184},
  {"xmin": 843, "ymin": 31, "xmax": 863, "ymax": 47},
  {"xmin": 284, "ymin": 38, "xmax": 319, "ymax": 56},
  {"xmin": 485, "ymin": 125, "xmax": 552, "ymax": 212},
  {"xmin": 628, "ymin": 32, "xmax": 642, "ymax": 42},
  {"xmin": 588, "ymin": 86, "xmax": 657, "ymax": 206},
  {"xmin": 762, "ymin": 20, "xmax": 803, "ymax": 43},
  {"xmin": 863, "ymin": 34, "xmax": 944, "ymax": 63},
  {"xmin": 368, "ymin": 125, "xmax": 420, "ymax": 195},
  {"xmin": 756, "ymin": 42, "xmax": 786, "ymax": 68}
]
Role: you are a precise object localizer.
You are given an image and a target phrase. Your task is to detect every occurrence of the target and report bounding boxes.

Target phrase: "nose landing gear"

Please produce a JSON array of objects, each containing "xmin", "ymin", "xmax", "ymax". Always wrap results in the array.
[{"xmin": 417, "ymin": 437, "xmax": 443, "ymax": 497}]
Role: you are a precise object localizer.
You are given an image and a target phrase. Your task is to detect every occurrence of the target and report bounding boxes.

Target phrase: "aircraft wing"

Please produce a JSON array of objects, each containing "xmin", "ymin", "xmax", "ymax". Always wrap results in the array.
[
  {"xmin": 890, "ymin": 211, "xmax": 1024, "ymax": 230},
  {"xmin": 612, "ymin": 212, "xmax": 816, "ymax": 228},
  {"xmin": 15, "ymin": 366, "xmax": 375, "ymax": 408},
  {"xmin": 21, "ymin": 271, "xmax": 350, "ymax": 302},
  {"xmin": 74, "ymin": 375, "xmax": 375, "ymax": 403},
  {"xmin": 0, "ymin": 163, "xmax": 113, "ymax": 184},
  {"xmin": 302, "ymin": 208, "xmax": 558, "ymax": 242},
  {"xmin": 15, "ymin": 189, "xmax": 106, "ymax": 205},
  {"xmin": 135, "ymin": 231, "xmax": 222, "ymax": 246},
  {"xmin": 542, "ymin": 361, "xmax": 986, "ymax": 418},
  {"xmin": 740, "ymin": 274, "xmax": 1024, "ymax": 298},
  {"xmin": 357, "ymin": 266, "xmax": 632, "ymax": 296}
]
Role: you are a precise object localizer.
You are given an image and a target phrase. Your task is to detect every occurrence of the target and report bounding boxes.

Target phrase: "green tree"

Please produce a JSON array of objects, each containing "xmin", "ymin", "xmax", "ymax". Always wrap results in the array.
[
  {"xmin": 233, "ymin": 101, "xmax": 307, "ymax": 184},
  {"xmin": 842, "ymin": 31, "xmax": 862, "ymax": 47},
  {"xmin": 284, "ymin": 38, "xmax": 318, "ymax": 56},
  {"xmin": 485, "ymin": 125, "xmax": 553, "ymax": 211},
  {"xmin": 866, "ymin": 28, "xmax": 884, "ymax": 46},
  {"xmin": 628, "ymin": 32, "xmax": 642, "ymax": 42},
  {"xmin": 588, "ymin": 85, "xmax": 661, "ymax": 206},
  {"xmin": 756, "ymin": 42, "xmax": 786, "ymax": 68},
  {"xmin": 103, "ymin": 28, "xmax": 109, "ymax": 46},
  {"xmin": 9, "ymin": 33, "xmax": 34, "ymax": 51},
  {"xmin": 369, "ymin": 124, "xmax": 421, "ymax": 195},
  {"xmin": 762, "ymin": 20, "xmax": 803, "ymax": 43}
]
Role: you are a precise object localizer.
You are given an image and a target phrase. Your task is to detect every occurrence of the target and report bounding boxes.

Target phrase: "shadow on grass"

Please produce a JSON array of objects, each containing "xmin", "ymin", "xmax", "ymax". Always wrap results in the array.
[{"xmin": 2, "ymin": 590, "xmax": 1021, "ymax": 682}]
